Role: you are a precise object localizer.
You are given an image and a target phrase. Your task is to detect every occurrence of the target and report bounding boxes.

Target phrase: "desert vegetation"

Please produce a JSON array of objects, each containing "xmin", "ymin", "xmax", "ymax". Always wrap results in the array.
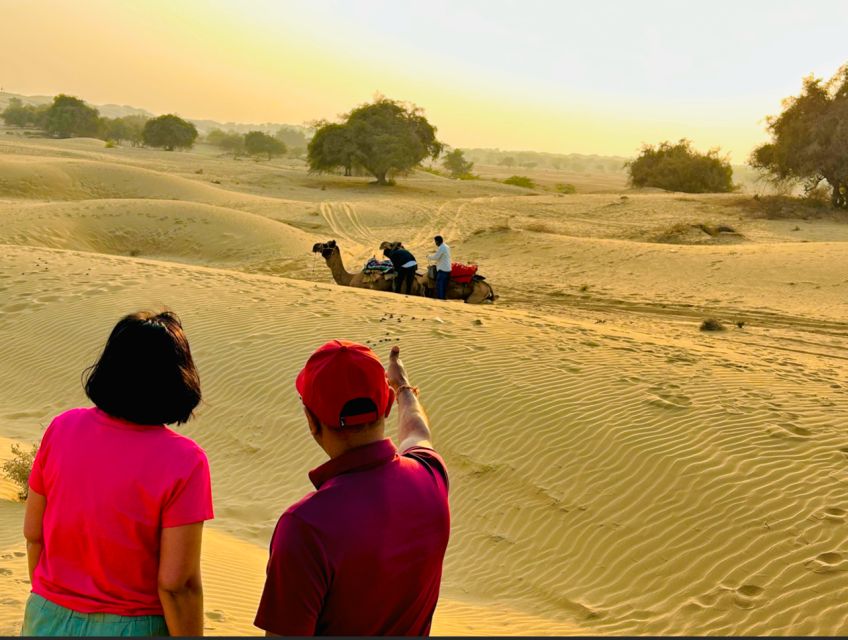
[
  {"xmin": 627, "ymin": 139, "xmax": 735, "ymax": 193},
  {"xmin": 308, "ymin": 97, "xmax": 443, "ymax": 185},
  {"xmin": 751, "ymin": 64, "xmax": 848, "ymax": 209},
  {"xmin": 1, "ymin": 443, "xmax": 36, "ymax": 501},
  {"xmin": 442, "ymin": 149, "xmax": 475, "ymax": 179}
]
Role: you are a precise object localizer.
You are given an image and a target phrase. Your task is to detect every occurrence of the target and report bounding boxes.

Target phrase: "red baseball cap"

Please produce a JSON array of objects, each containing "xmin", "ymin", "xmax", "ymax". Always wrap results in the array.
[{"xmin": 296, "ymin": 340, "xmax": 394, "ymax": 428}]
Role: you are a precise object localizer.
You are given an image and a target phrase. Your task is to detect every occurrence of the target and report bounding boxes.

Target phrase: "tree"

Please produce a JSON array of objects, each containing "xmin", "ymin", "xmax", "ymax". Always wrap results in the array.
[
  {"xmin": 275, "ymin": 126, "xmax": 308, "ymax": 150},
  {"xmin": 99, "ymin": 117, "xmax": 129, "ymax": 143},
  {"xmin": 245, "ymin": 130, "xmax": 286, "ymax": 159},
  {"xmin": 207, "ymin": 128, "xmax": 245, "ymax": 156},
  {"xmin": 498, "ymin": 156, "xmax": 515, "ymax": 167},
  {"xmin": 142, "ymin": 114, "xmax": 198, "ymax": 151},
  {"xmin": 627, "ymin": 139, "xmax": 734, "ymax": 193},
  {"xmin": 751, "ymin": 65, "xmax": 848, "ymax": 208},
  {"xmin": 45, "ymin": 94, "xmax": 100, "ymax": 138},
  {"xmin": 119, "ymin": 115, "xmax": 149, "ymax": 147},
  {"xmin": 307, "ymin": 122, "xmax": 358, "ymax": 176},
  {"xmin": 442, "ymin": 149, "xmax": 474, "ymax": 178},
  {"xmin": 308, "ymin": 97, "xmax": 443, "ymax": 185},
  {"xmin": 1, "ymin": 98, "xmax": 48, "ymax": 128}
]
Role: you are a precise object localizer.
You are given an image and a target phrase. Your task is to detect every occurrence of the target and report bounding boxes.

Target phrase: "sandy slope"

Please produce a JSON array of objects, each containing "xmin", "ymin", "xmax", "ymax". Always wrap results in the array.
[{"xmin": 0, "ymin": 134, "xmax": 847, "ymax": 635}]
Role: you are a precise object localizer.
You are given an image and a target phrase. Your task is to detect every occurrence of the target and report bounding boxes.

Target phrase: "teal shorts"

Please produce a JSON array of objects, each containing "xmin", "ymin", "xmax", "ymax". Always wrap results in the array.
[{"xmin": 22, "ymin": 593, "xmax": 169, "ymax": 637}]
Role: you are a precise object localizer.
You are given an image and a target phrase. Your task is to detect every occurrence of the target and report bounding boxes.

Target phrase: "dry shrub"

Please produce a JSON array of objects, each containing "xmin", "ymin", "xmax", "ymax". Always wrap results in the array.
[
  {"xmin": 2, "ymin": 443, "xmax": 37, "ymax": 501},
  {"xmin": 700, "ymin": 318, "xmax": 725, "ymax": 332}
]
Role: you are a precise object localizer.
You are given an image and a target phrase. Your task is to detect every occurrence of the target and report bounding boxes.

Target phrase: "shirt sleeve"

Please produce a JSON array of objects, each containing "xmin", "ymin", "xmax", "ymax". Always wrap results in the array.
[
  {"xmin": 402, "ymin": 446, "xmax": 450, "ymax": 495},
  {"xmin": 28, "ymin": 419, "xmax": 58, "ymax": 495},
  {"xmin": 254, "ymin": 513, "xmax": 329, "ymax": 636},
  {"xmin": 161, "ymin": 449, "xmax": 214, "ymax": 528}
]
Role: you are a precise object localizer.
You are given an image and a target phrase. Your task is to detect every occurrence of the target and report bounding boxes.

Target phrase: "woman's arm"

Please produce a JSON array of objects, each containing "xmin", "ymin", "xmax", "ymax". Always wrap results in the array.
[
  {"xmin": 158, "ymin": 522, "xmax": 205, "ymax": 636},
  {"xmin": 23, "ymin": 489, "xmax": 46, "ymax": 583}
]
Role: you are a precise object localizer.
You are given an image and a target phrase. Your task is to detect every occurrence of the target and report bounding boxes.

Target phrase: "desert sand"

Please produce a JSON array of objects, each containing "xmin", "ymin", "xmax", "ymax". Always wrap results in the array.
[{"xmin": 1, "ymin": 134, "xmax": 847, "ymax": 635}]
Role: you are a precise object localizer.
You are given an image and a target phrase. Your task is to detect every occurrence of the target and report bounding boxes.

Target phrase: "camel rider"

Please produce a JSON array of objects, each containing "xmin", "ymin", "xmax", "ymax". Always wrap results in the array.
[
  {"xmin": 383, "ymin": 245, "xmax": 418, "ymax": 295},
  {"xmin": 428, "ymin": 235, "xmax": 451, "ymax": 300}
]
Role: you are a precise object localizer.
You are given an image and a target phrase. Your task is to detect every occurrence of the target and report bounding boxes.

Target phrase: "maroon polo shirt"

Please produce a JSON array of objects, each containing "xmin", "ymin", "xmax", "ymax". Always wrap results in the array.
[{"xmin": 254, "ymin": 438, "xmax": 450, "ymax": 636}]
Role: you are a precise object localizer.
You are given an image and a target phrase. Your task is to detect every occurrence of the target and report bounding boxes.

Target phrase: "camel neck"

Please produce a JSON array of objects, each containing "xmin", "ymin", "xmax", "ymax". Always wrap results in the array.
[{"xmin": 326, "ymin": 251, "xmax": 353, "ymax": 286}]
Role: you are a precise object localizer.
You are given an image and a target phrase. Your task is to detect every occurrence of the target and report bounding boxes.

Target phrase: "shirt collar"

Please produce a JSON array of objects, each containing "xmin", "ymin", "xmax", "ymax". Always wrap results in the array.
[{"xmin": 309, "ymin": 438, "xmax": 398, "ymax": 490}]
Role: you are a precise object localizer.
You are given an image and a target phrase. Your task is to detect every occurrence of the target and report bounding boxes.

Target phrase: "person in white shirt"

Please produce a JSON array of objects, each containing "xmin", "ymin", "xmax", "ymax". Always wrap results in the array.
[{"xmin": 427, "ymin": 236, "xmax": 451, "ymax": 300}]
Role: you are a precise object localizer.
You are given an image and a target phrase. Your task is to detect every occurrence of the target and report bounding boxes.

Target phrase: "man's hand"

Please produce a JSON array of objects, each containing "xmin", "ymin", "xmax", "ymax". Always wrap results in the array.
[{"xmin": 387, "ymin": 345, "xmax": 410, "ymax": 390}]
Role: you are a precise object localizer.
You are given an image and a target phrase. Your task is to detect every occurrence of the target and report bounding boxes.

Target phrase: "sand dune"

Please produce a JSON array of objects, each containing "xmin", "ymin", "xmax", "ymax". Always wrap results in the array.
[
  {"xmin": 0, "ymin": 199, "xmax": 315, "ymax": 269},
  {"xmin": 1, "ymin": 135, "xmax": 847, "ymax": 635}
]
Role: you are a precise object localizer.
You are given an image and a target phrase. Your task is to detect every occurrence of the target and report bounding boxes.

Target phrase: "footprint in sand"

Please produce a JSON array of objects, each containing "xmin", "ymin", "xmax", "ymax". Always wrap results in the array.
[
  {"xmin": 733, "ymin": 584, "xmax": 764, "ymax": 609},
  {"xmin": 765, "ymin": 422, "xmax": 811, "ymax": 439},
  {"xmin": 808, "ymin": 552, "xmax": 847, "ymax": 574},
  {"xmin": 820, "ymin": 507, "xmax": 847, "ymax": 523},
  {"xmin": 0, "ymin": 568, "xmax": 12, "ymax": 576},
  {"xmin": 205, "ymin": 610, "xmax": 225, "ymax": 621},
  {"xmin": 646, "ymin": 389, "xmax": 692, "ymax": 410}
]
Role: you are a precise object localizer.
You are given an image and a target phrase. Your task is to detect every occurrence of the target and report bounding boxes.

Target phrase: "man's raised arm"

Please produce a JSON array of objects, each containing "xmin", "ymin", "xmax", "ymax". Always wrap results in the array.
[{"xmin": 386, "ymin": 346, "xmax": 433, "ymax": 451}]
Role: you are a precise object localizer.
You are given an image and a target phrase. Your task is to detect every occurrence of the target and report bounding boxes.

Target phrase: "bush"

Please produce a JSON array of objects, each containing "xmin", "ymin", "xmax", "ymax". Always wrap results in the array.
[
  {"xmin": 504, "ymin": 175, "xmax": 535, "ymax": 189},
  {"xmin": 700, "ymin": 318, "xmax": 725, "ymax": 332},
  {"xmin": 2, "ymin": 443, "xmax": 37, "ymax": 501},
  {"xmin": 104, "ymin": 139, "xmax": 116, "ymax": 148},
  {"xmin": 627, "ymin": 139, "xmax": 735, "ymax": 193},
  {"xmin": 556, "ymin": 183, "xmax": 576, "ymax": 194}
]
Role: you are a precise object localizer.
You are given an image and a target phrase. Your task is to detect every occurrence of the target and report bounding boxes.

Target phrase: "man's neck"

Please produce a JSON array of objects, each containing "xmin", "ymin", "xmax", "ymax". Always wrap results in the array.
[{"xmin": 324, "ymin": 431, "xmax": 387, "ymax": 459}]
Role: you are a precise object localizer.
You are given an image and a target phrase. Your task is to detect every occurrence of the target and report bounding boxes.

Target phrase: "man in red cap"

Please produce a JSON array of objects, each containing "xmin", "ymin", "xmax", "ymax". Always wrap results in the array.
[{"xmin": 254, "ymin": 341, "xmax": 450, "ymax": 636}]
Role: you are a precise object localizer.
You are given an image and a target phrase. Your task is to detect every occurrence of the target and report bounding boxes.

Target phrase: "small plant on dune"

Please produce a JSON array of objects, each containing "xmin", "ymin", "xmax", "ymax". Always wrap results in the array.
[
  {"xmin": 503, "ymin": 175, "xmax": 535, "ymax": 189},
  {"xmin": 699, "ymin": 318, "xmax": 725, "ymax": 332},
  {"xmin": 104, "ymin": 139, "xmax": 116, "ymax": 148},
  {"xmin": 2, "ymin": 443, "xmax": 37, "ymax": 501},
  {"xmin": 556, "ymin": 183, "xmax": 576, "ymax": 194}
]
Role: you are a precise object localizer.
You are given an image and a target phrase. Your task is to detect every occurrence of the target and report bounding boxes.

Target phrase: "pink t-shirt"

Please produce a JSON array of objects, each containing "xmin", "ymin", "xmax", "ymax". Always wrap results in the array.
[{"xmin": 28, "ymin": 407, "xmax": 214, "ymax": 616}]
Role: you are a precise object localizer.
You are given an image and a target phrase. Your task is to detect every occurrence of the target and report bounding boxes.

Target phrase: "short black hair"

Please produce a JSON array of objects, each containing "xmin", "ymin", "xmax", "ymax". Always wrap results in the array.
[
  {"xmin": 434, "ymin": 235, "xmax": 444, "ymax": 244},
  {"xmin": 84, "ymin": 311, "xmax": 201, "ymax": 425}
]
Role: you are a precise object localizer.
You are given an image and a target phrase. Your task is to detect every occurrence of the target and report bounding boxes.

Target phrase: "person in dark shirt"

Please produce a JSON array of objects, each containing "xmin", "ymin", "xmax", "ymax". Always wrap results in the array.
[
  {"xmin": 254, "ymin": 341, "xmax": 450, "ymax": 636},
  {"xmin": 383, "ymin": 245, "xmax": 418, "ymax": 295}
]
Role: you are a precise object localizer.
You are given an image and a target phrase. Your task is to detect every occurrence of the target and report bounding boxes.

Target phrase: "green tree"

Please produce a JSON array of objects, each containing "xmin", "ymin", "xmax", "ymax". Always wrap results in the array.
[
  {"xmin": 119, "ymin": 115, "xmax": 149, "ymax": 147},
  {"xmin": 245, "ymin": 130, "xmax": 286, "ymax": 159},
  {"xmin": 307, "ymin": 122, "xmax": 358, "ymax": 176},
  {"xmin": 442, "ymin": 148, "xmax": 474, "ymax": 178},
  {"xmin": 207, "ymin": 128, "xmax": 245, "ymax": 156},
  {"xmin": 45, "ymin": 94, "xmax": 100, "ymax": 138},
  {"xmin": 498, "ymin": 156, "xmax": 515, "ymax": 167},
  {"xmin": 627, "ymin": 139, "xmax": 734, "ymax": 193},
  {"xmin": 1, "ymin": 98, "xmax": 48, "ymax": 128},
  {"xmin": 99, "ymin": 117, "xmax": 130, "ymax": 143},
  {"xmin": 308, "ymin": 97, "xmax": 443, "ymax": 185},
  {"xmin": 142, "ymin": 114, "xmax": 198, "ymax": 151},
  {"xmin": 751, "ymin": 65, "xmax": 848, "ymax": 208}
]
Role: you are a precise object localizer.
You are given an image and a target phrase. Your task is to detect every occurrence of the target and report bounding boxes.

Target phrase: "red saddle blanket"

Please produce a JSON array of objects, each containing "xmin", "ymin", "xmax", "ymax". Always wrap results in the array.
[{"xmin": 450, "ymin": 262, "xmax": 478, "ymax": 283}]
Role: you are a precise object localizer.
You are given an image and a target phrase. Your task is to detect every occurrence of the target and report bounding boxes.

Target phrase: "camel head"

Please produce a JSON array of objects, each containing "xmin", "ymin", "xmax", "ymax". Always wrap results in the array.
[{"xmin": 312, "ymin": 240, "xmax": 338, "ymax": 259}]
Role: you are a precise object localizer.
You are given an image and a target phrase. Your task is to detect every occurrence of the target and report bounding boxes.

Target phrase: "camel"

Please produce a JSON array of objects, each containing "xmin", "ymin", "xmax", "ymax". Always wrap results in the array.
[{"xmin": 313, "ymin": 240, "xmax": 497, "ymax": 303}]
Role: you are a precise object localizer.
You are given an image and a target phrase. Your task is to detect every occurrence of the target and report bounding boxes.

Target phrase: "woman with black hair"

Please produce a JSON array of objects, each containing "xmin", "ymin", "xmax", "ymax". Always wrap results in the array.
[{"xmin": 22, "ymin": 311, "xmax": 212, "ymax": 636}]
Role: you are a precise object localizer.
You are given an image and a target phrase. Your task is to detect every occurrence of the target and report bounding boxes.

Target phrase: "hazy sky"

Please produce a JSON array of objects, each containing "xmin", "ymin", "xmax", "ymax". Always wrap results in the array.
[{"xmin": 2, "ymin": 0, "xmax": 847, "ymax": 159}]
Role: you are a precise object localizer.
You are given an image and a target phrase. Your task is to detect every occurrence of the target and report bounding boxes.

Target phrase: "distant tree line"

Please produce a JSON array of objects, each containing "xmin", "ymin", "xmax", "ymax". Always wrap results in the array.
[
  {"xmin": 206, "ymin": 127, "xmax": 302, "ymax": 159},
  {"xmin": 1, "ymin": 94, "xmax": 198, "ymax": 150}
]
